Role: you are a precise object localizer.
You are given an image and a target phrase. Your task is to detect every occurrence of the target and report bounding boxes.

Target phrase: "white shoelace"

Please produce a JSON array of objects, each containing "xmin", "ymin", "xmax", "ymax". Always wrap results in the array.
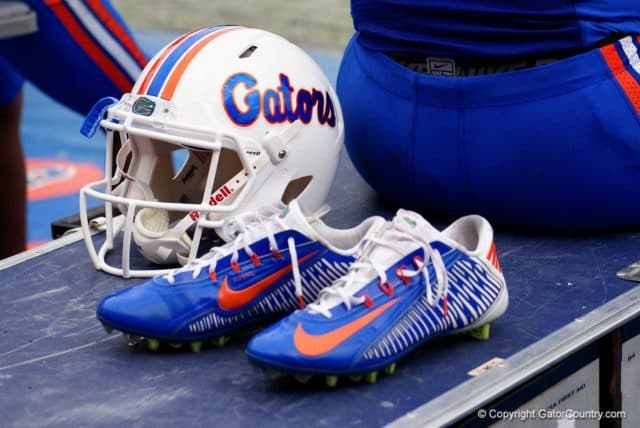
[
  {"xmin": 163, "ymin": 207, "xmax": 307, "ymax": 306},
  {"xmin": 307, "ymin": 227, "xmax": 449, "ymax": 318}
]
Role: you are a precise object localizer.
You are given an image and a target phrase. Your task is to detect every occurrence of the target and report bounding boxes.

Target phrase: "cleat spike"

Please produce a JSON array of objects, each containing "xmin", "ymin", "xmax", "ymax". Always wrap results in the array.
[
  {"xmin": 384, "ymin": 363, "xmax": 397, "ymax": 376},
  {"xmin": 294, "ymin": 374, "xmax": 312, "ymax": 384},
  {"xmin": 365, "ymin": 371, "xmax": 378, "ymax": 384},
  {"xmin": 123, "ymin": 333, "xmax": 138, "ymax": 347},
  {"xmin": 325, "ymin": 375, "xmax": 338, "ymax": 388},
  {"xmin": 213, "ymin": 336, "xmax": 230, "ymax": 347},
  {"xmin": 467, "ymin": 324, "xmax": 491, "ymax": 341},
  {"xmin": 147, "ymin": 338, "xmax": 160, "ymax": 351},
  {"xmin": 102, "ymin": 324, "xmax": 113, "ymax": 334},
  {"xmin": 348, "ymin": 375, "xmax": 363, "ymax": 383},
  {"xmin": 189, "ymin": 341, "xmax": 203, "ymax": 353}
]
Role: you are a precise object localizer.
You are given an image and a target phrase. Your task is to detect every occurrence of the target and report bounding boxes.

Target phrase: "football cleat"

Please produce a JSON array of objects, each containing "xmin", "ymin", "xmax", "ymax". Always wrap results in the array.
[
  {"xmin": 246, "ymin": 210, "xmax": 508, "ymax": 383},
  {"xmin": 96, "ymin": 200, "xmax": 385, "ymax": 350}
]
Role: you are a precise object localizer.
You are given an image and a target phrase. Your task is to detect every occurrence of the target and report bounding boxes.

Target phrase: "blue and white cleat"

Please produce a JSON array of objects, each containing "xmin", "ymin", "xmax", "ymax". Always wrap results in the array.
[
  {"xmin": 97, "ymin": 200, "xmax": 385, "ymax": 351},
  {"xmin": 246, "ymin": 210, "xmax": 508, "ymax": 386}
]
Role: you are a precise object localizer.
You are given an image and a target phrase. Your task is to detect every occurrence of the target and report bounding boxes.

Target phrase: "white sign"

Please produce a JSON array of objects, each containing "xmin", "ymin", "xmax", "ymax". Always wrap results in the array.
[{"xmin": 622, "ymin": 334, "xmax": 640, "ymax": 428}]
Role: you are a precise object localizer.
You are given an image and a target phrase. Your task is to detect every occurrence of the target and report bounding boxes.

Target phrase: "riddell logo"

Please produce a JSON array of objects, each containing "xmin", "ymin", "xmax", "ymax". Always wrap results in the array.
[{"xmin": 188, "ymin": 185, "xmax": 233, "ymax": 221}]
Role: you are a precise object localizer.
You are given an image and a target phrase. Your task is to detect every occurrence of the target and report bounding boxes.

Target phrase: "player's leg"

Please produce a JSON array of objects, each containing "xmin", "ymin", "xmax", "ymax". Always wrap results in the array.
[
  {"xmin": 0, "ymin": 58, "xmax": 26, "ymax": 258},
  {"xmin": 460, "ymin": 36, "xmax": 640, "ymax": 231},
  {"xmin": 0, "ymin": 0, "xmax": 147, "ymax": 115},
  {"xmin": 0, "ymin": 0, "xmax": 146, "ymax": 259},
  {"xmin": 336, "ymin": 35, "xmax": 471, "ymax": 220},
  {"xmin": 338, "ymin": 33, "xmax": 640, "ymax": 231}
]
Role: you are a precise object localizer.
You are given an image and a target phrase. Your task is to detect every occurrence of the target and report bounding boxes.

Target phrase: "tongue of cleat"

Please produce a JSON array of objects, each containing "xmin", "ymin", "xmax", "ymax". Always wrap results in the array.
[
  {"xmin": 363, "ymin": 209, "xmax": 440, "ymax": 270},
  {"xmin": 276, "ymin": 199, "xmax": 323, "ymax": 241},
  {"xmin": 391, "ymin": 210, "xmax": 441, "ymax": 242}
]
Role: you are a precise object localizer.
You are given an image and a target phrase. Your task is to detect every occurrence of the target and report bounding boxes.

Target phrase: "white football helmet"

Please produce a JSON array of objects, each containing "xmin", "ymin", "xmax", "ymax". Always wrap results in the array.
[{"xmin": 79, "ymin": 26, "xmax": 344, "ymax": 278}]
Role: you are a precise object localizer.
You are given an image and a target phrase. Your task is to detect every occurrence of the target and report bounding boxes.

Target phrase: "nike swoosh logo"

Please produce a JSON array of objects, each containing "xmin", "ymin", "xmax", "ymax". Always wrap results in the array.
[
  {"xmin": 293, "ymin": 298, "xmax": 400, "ymax": 357},
  {"xmin": 217, "ymin": 250, "xmax": 319, "ymax": 311},
  {"xmin": 432, "ymin": 63, "xmax": 451, "ymax": 69}
]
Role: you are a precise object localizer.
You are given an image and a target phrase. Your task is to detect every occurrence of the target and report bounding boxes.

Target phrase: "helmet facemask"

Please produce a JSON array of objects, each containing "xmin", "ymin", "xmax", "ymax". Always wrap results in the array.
[{"xmin": 80, "ymin": 98, "xmax": 267, "ymax": 277}]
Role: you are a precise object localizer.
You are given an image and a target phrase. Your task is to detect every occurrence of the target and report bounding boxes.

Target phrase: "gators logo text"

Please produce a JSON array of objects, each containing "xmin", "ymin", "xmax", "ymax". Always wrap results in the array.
[
  {"xmin": 222, "ymin": 73, "xmax": 336, "ymax": 127},
  {"xmin": 132, "ymin": 97, "xmax": 156, "ymax": 116}
]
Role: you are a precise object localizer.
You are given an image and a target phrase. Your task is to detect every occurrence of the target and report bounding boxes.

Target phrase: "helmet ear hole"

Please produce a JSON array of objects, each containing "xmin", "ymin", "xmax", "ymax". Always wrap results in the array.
[{"xmin": 281, "ymin": 176, "xmax": 312, "ymax": 204}]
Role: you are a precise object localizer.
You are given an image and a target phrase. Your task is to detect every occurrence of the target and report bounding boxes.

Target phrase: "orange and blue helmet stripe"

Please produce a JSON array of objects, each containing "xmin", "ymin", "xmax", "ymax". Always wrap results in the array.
[{"xmin": 139, "ymin": 25, "xmax": 242, "ymax": 100}]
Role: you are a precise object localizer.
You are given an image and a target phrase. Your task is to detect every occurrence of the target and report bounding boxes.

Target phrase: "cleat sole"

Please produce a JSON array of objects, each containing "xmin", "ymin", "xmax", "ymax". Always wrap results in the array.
[
  {"xmin": 168, "ymin": 342, "xmax": 183, "ymax": 349},
  {"xmin": 348, "ymin": 375, "xmax": 363, "ymax": 383},
  {"xmin": 467, "ymin": 324, "xmax": 491, "ymax": 341},
  {"xmin": 190, "ymin": 341, "xmax": 203, "ymax": 353},
  {"xmin": 147, "ymin": 338, "xmax": 160, "ymax": 351},
  {"xmin": 325, "ymin": 375, "xmax": 338, "ymax": 388}
]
